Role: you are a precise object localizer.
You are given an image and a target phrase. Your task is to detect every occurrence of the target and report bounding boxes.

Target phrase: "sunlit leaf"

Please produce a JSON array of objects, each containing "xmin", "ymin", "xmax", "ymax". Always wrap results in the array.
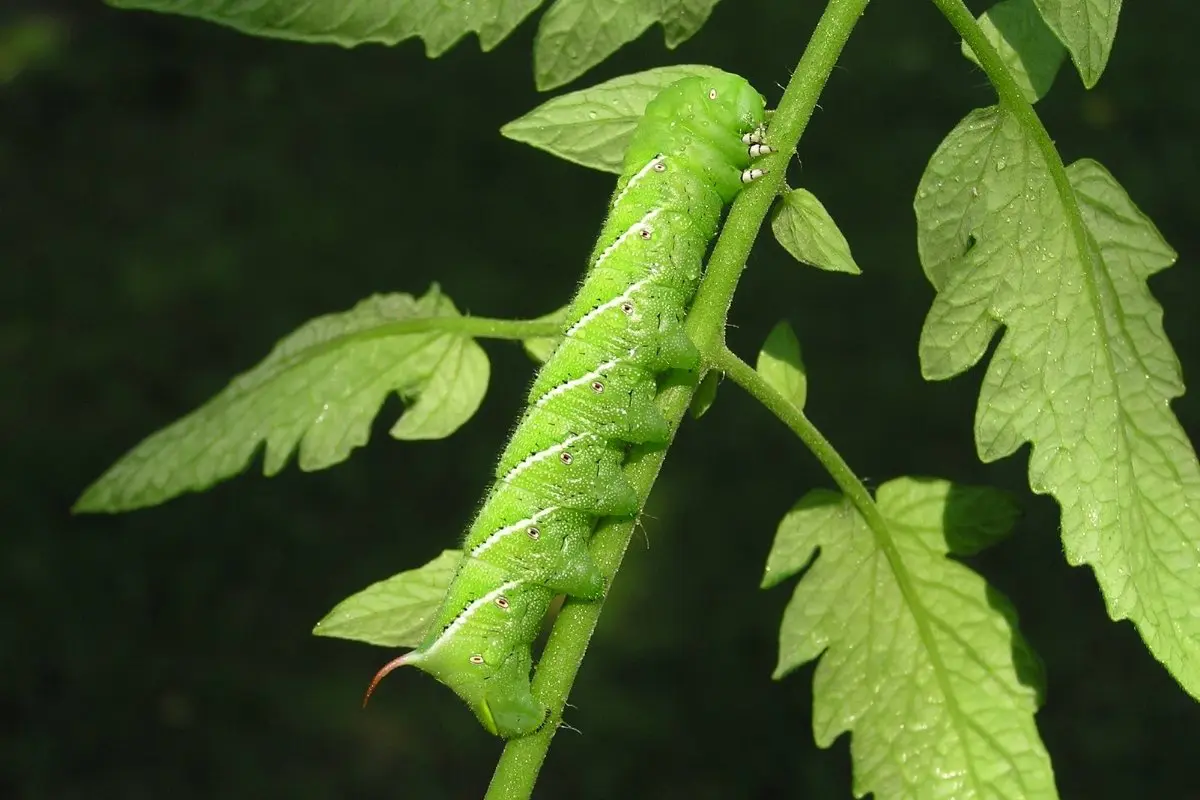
[
  {"xmin": 106, "ymin": 0, "xmax": 541, "ymax": 54},
  {"xmin": 764, "ymin": 478, "xmax": 1055, "ymax": 799},
  {"xmin": 76, "ymin": 286, "xmax": 489, "ymax": 512},
  {"xmin": 502, "ymin": 64, "xmax": 728, "ymax": 173},
  {"xmin": 533, "ymin": 0, "xmax": 723, "ymax": 90},
  {"xmin": 661, "ymin": 0, "xmax": 722, "ymax": 47},
  {"xmin": 916, "ymin": 106, "xmax": 1200, "ymax": 698},
  {"xmin": 756, "ymin": 321, "xmax": 807, "ymax": 411},
  {"xmin": 1032, "ymin": 0, "xmax": 1121, "ymax": 87},
  {"xmin": 961, "ymin": 0, "xmax": 1065, "ymax": 103},
  {"xmin": 770, "ymin": 188, "xmax": 860, "ymax": 275},
  {"xmin": 313, "ymin": 550, "xmax": 461, "ymax": 647}
]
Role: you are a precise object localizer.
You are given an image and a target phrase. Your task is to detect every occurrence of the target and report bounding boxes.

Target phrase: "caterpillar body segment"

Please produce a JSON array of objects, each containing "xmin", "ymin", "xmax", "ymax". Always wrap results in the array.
[
  {"xmin": 521, "ymin": 363, "xmax": 673, "ymax": 446},
  {"xmin": 366, "ymin": 71, "xmax": 770, "ymax": 738},
  {"xmin": 464, "ymin": 504, "xmax": 605, "ymax": 600},
  {"xmin": 498, "ymin": 432, "xmax": 639, "ymax": 516}
]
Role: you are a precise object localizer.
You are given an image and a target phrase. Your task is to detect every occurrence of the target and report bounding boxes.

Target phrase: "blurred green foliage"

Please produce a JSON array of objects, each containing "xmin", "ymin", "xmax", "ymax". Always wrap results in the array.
[
  {"xmin": 3, "ymin": 1, "xmax": 1199, "ymax": 798},
  {"xmin": 0, "ymin": 14, "xmax": 65, "ymax": 84}
]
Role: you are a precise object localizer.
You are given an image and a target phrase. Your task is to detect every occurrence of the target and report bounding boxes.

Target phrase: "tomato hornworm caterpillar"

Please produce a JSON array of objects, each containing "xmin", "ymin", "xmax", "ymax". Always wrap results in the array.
[{"xmin": 364, "ymin": 71, "xmax": 771, "ymax": 738}]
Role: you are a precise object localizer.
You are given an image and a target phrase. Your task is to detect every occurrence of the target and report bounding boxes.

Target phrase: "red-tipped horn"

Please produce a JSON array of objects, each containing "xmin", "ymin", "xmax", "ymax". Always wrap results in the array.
[{"xmin": 362, "ymin": 654, "xmax": 410, "ymax": 708}]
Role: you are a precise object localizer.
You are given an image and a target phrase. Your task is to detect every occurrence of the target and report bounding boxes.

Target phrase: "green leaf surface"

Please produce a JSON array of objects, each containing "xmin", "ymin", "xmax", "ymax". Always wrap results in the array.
[
  {"xmin": 522, "ymin": 305, "xmax": 569, "ymax": 363},
  {"xmin": 661, "ymin": 0, "xmax": 721, "ymax": 47},
  {"xmin": 756, "ymin": 321, "xmax": 807, "ymax": 411},
  {"xmin": 313, "ymin": 550, "xmax": 461, "ymax": 647},
  {"xmin": 770, "ymin": 188, "xmax": 861, "ymax": 274},
  {"xmin": 764, "ymin": 478, "xmax": 1055, "ymax": 799},
  {"xmin": 1032, "ymin": 0, "xmax": 1121, "ymax": 87},
  {"xmin": 689, "ymin": 368, "xmax": 723, "ymax": 419},
  {"xmin": 501, "ymin": 64, "xmax": 727, "ymax": 173},
  {"xmin": 533, "ymin": 0, "xmax": 721, "ymax": 90},
  {"xmin": 916, "ymin": 107, "xmax": 1200, "ymax": 699},
  {"xmin": 961, "ymin": 0, "xmax": 1065, "ymax": 103},
  {"xmin": 0, "ymin": 14, "xmax": 66, "ymax": 84},
  {"xmin": 76, "ymin": 287, "xmax": 489, "ymax": 513},
  {"xmin": 107, "ymin": 0, "xmax": 542, "ymax": 54}
]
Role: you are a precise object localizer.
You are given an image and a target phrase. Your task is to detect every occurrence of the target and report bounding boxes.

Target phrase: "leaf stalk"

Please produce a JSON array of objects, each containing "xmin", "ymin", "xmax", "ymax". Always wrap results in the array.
[{"xmin": 712, "ymin": 346, "xmax": 993, "ymax": 798}]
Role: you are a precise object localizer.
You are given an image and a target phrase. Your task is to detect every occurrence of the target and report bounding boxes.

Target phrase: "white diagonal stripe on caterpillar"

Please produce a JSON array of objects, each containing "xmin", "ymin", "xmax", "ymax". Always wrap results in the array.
[
  {"xmin": 610, "ymin": 155, "xmax": 665, "ymax": 210},
  {"xmin": 470, "ymin": 506, "xmax": 560, "ymax": 558},
  {"xmin": 591, "ymin": 208, "xmax": 661, "ymax": 272},
  {"xmin": 533, "ymin": 359, "xmax": 621, "ymax": 408},
  {"xmin": 502, "ymin": 433, "xmax": 593, "ymax": 482},
  {"xmin": 422, "ymin": 579, "xmax": 524, "ymax": 658},
  {"xmin": 565, "ymin": 276, "xmax": 652, "ymax": 338}
]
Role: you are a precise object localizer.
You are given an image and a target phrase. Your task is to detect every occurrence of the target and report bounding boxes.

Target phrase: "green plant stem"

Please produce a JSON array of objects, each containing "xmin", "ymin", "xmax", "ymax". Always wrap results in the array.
[
  {"xmin": 931, "ymin": 0, "xmax": 1042, "ymax": 112},
  {"xmin": 927, "ymin": 0, "xmax": 1063, "ymax": 165},
  {"xmin": 685, "ymin": 1, "xmax": 871, "ymax": 358},
  {"xmin": 711, "ymin": 346, "xmax": 891, "ymax": 558},
  {"xmin": 484, "ymin": 1, "xmax": 870, "ymax": 798}
]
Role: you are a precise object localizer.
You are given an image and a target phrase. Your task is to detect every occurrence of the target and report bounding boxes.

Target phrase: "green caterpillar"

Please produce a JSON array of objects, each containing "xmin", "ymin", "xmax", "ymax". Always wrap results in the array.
[{"xmin": 364, "ymin": 71, "xmax": 770, "ymax": 738}]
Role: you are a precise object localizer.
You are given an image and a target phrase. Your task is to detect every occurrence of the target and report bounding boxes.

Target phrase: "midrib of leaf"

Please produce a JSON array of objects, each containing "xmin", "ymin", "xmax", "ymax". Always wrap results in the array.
[
  {"xmin": 257, "ymin": 313, "xmax": 561, "ymax": 379},
  {"xmin": 921, "ymin": 584, "xmax": 1034, "ymax": 775},
  {"xmin": 857, "ymin": 501, "xmax": 989, "ymax": 797},
  {"xmin": 936, "ymin": 0, "xmax": 1103, "ymax": 367},
  {"xmin": 221, "ymin": 312, "xmax": 558, "ymax": 446},
  {"xmin": 724, "ymin": 381, "xmax": 1001, "ymax": 795},
  {"xmin": 937, "ymin": 0, "xmax": 1190, "ymax": 624}
]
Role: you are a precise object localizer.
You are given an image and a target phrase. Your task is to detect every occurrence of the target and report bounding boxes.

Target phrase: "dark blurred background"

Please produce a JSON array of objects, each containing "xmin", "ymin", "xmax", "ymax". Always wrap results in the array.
[{"xmin": 4, "ymin": 1, "xmax": 1199, "ymax": 797}]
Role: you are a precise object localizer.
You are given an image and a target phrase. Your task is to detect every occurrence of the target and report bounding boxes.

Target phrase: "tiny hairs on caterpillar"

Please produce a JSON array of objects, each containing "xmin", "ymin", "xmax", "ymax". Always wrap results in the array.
[{"xmin": 364, "ymin": 71, "xmax": 771, "ymax": 738}]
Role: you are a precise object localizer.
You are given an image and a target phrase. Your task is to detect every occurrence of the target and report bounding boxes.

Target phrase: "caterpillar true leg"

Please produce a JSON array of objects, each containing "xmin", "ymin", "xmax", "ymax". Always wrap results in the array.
[
  {"xmin": 742, "ymin": 130, "xmax": 772, "ymax": 182},
  {"xmin": 741, "ymin": 124, "xmax": 769, "ymax": 145}
]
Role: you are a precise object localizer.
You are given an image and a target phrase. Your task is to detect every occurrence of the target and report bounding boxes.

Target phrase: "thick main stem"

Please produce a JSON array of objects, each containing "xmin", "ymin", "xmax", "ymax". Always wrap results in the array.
[{"xmin": 483, "ymin": 2, "xmax": 871, "ymax": 798}]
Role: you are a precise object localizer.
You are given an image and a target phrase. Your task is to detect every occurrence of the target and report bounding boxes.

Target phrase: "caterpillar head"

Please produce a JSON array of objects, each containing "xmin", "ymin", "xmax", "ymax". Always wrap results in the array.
[
  {"xmin": 700, "ymin": 72, "xmax": 768, "ymax": 133},
  {"xmin": 626, "ymin": 72, "xmax": 767, "ymax": 200}
]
